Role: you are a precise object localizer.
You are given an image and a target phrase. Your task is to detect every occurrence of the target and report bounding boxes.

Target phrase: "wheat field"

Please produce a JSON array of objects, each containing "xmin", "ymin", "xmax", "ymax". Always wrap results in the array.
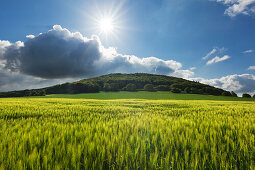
[{"xmin": 0, "ymin": 98, "xmax": 254, "ymax": 169}]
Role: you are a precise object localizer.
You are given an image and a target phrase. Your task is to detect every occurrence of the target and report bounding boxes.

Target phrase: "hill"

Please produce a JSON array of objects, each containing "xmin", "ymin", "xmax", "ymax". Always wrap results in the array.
[{"xmin": 0, "ymin": 73, "xmax": 234, "ymax": 97}]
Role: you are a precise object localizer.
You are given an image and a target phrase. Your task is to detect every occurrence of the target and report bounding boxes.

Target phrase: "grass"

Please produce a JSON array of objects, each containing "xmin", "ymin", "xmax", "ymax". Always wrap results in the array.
[
  {"xmin": 0, "ymin": 97, "xmax": 254, "ymax": 169},
  {"xmin": 38, "ymin": 91, "xmax": 255, "ymax": 101}
]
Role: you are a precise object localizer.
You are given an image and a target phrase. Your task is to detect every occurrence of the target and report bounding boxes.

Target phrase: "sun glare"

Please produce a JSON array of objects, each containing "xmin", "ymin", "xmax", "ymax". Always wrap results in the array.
[
  {"xmin": 99, "ymin": 17, "xmax": 114, "ymax": 33},
  {"xmin": 85, "ymin": 1, "xmax": 127, "ymax": 41}
]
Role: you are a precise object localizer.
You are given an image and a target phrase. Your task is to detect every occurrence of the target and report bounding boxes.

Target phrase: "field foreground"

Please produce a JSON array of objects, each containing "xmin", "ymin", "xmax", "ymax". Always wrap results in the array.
[{"xmin": 0, "ymin": 98, "xmax": 254, "ymax": 169}]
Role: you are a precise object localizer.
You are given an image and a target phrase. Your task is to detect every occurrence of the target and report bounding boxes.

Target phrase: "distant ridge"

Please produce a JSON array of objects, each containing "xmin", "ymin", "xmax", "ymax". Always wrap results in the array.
[{"xmin": 0, "ymin": 73, "xmax": 233, "ymax": 97}]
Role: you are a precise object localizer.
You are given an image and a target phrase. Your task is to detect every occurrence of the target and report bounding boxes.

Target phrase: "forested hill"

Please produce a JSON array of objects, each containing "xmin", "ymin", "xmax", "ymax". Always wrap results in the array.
[
  {"xmin": 76, "ymin": 73, "xmax": 231, "ymax": 96},
  {"xmin": 0, "ymin": 73, "xmax": 236, "ymax": 97}
]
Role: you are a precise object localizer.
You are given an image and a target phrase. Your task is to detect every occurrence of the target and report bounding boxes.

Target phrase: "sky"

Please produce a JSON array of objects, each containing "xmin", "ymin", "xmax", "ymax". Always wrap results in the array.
[{"xmin": 0, "ymin": 0, "xmax": 255, "ymax": 95}]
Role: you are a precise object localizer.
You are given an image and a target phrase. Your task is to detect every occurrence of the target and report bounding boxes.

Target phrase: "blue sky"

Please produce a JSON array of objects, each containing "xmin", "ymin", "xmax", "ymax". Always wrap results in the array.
[{"xmin": 0, "ymin": 0, "xmax": 255, "ymax": 94}]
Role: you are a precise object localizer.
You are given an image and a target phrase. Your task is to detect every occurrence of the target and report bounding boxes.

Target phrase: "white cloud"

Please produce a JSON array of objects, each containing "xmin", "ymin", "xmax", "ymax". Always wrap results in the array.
[
  {"xmin": 2, "ymin": 25, "xmax": 254, "ymax": 95},
  {"xmin": 248, "ymin": 66, "xmax": 255, "ymax": 70},
  {"xmin": 0, "ymin": 25, "xmax": 193, "ymax": 91},
  {"xmin": 191, "ymin": 73, "xmax": 255, "ymax": 95},
  {"xmin": 171, "ymin": 67, "xmax": 197, "ymax": 79},
  {"xmin": 206, "ymin": 55, "xmax": 231, "ymax": 65},
  {"xmin": 0, "ymin": 40, "xmax": 11, "ymax": 57},
  {"xmin": 243, "ymin": 49, "xmax": 254, "ymax": 53},
  {"xmin": 0, "ymin": 68, "xmax": 77, "ymax": 92},
  {"xmin": 216, "ymin": 0, "xmax": 255, "ymax": 17},
  {"xmin": 26, "ymin": 35, "xmax": 35, "ymax": 39},
  {"xmin": 171, "ymin": 69, "xmax": 194, "ymax": 79},
  {"xmin": 190, "ymin": 67, "xmax": 196, "ymax": 71},
  {"xmin": 202, "ymin": 47, "xmax": 227, "ymax": 60},
  {"xmin": 203, "ymin": 48, "xmax": 217, "ymax": 60}
]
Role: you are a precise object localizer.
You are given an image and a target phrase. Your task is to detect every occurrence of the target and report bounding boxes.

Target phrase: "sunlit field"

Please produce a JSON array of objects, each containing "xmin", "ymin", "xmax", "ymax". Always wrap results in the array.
[
  {"xmin": 41, "ymin": 91, "xmax": 255, "ymax": 101},
  {"xmin": 0, "ymin": 97, "xmax": 254, "ymax": 169}
]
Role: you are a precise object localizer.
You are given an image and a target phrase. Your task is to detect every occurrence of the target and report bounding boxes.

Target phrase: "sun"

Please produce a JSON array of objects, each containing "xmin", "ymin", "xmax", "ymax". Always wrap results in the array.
[
  {"xmin": 99, "ymin": 17, "xmax": 114, "ymax": 33},
  {"xmin": 84, "ymin": 1, "xmax": 127, "ymax": 41}
]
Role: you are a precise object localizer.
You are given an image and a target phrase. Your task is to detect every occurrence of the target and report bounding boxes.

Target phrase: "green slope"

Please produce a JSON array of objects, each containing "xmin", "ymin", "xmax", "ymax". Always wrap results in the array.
[
  {"xmin": 38, "ymin": 91, "xmax": 255, "ymax": 101},
  {"xmin": 45, "ymin": 73, "xmax": 230, "ymax": 96}
]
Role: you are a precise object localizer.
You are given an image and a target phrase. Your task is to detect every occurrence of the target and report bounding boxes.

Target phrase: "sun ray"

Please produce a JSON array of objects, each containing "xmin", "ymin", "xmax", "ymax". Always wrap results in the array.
[{"xmin": 80, "ymin": 0, "xmax": 129, "ymax": 44}]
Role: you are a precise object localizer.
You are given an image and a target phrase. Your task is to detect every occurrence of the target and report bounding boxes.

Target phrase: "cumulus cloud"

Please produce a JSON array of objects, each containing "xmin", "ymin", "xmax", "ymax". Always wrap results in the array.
[
  {"xmin": 216, "ymin": 0, "xmax": 255, "ymax": 17},
  {"xmin": 171, "ymin": 69, "xmax": 195, "ymax": 79},
  {"xmin": 192, "ymin": 74, "xmax": 255, "ymax": 95},
  {"xmin": 243, "ymin": 49, "xmax": 254, "ymax": 53},
  {"xmin": 0, "ymin": 25, "xmax": 193, "ymax": 91},
  {"xmin": 206, "ymin": 55, "xmax": 230, "ymax": 65},
  {"xmin": 0, "ymin": 40, "xmax": 11, "ymax": 55},
  {"xmin": 248, "ymin": 66, "xmax": 255, "ymax": 70},
  {"xmin": 1, "ymin": 25, "xmax": 253, "ymax": 95},
  {"xmin": 4, "ymin": 26, "xmax": 103, "ymax": 78},
  {"xmin": 0, "ymin": 59, "xmax": 78, "ymax": 92},
  {"xmin": 0, "ymin": 69, "xmax": 77, "ymax": 92}
]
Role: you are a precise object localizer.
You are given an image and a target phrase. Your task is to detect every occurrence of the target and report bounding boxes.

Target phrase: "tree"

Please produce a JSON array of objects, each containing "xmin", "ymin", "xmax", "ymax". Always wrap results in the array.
[
  {"xmin": 189, "ymin": 87, "xmax": 199, "ymax": 94},
  {"xmin": 171, "ymin": 88, "xmax": 181, "ymax": 93},
  {"xmin": 109, "ymin": 83, "xmax": 120, "ymax": 91},
  {"xmin": 231, "ymin": 91, "xmax": 237, "ymax": 97},
  {"xmin": 126, "ymin": 83, "xmax": 136, "ymax": 91},
  {"xmin": 103, "ymin": 83, "xmax": 120, "ymax": 91},
  {"xmin": 242, "ymin": 93, "xmax": 251, "ymax": 98},
  {"xmin": 222, "ymin": 91, "xmax": 232, "ymax": 96},
  {"xmin": 103, "ymin": 83, "xmax": 111, "ymax": 91},
  {"xmin": 36, "ymin": 89, "xmax": 46, "ymax": 96},
  {"xmin": 24, "ymin": 90, "xmax": 31, "ymax": 96},
  {"xmin": 156, "ymin": 85, "xmax": 170, "ymax": 91},
  {"xmin": 253, "ymin": 94, "xmax": 255, "ymax": 98},
  {"xmin": 170, "ymin": 83, "xmax": 184, "ymax": 91},
  {"xmin": 144, "ymin": 84, "xmax": 155, "ymax": 92},
  {"xmin": 184, "ymin": 87, "xmax": 190, "ymax": 94},
  {"xmin": 30, "ymin": 90, "xmax": 38, "ymax": 96}
]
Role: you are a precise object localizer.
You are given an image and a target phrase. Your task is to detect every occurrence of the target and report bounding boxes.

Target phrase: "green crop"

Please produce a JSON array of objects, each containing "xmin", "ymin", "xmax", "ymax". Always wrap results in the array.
[
  {"xmin": 40, "ymin": 91, "xmax": 255, "ymax": 101},
  {"xmin": 0, "ymin": 98, "xmax": 254, "ymax": 169}
]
